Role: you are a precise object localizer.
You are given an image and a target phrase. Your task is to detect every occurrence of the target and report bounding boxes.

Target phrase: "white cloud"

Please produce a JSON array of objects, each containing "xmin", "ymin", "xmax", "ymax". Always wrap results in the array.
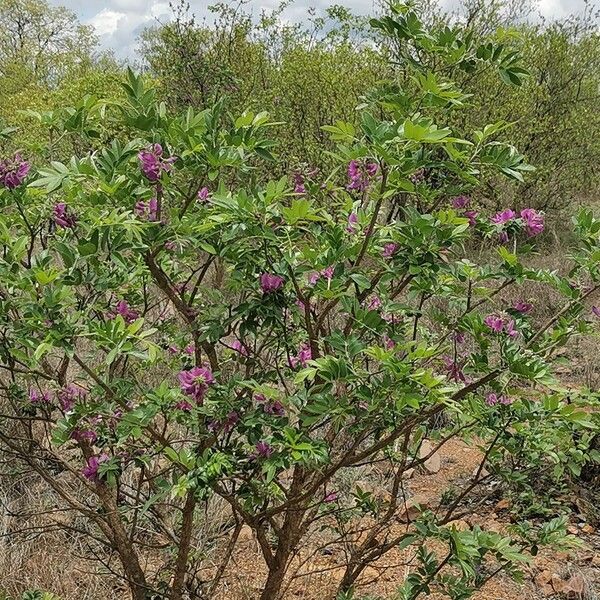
[{"xmin": 88, "ymin": 9, "xmax": 125, "ymax": 37}]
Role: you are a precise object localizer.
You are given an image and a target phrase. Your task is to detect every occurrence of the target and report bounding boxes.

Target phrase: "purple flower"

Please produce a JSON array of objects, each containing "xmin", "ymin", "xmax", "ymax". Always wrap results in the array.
[
  {"xmin": 251, "ymin": 441, "xmax": 274, "ymax": 460},
  {"xmin": 484, "ymin": 314, "xmax": 504, "ymax": 333},
  {"xmin": 321, "ymin": 265, "xmax": 335, "ymax": 281},
  {"xmin": 28, "ymin": 388, "xmax": 51, "ymax": 404},
  {"xmin": 382, "ymin": 243, "xmax": 398, "ymax": 258},
  {"xmin": 367, "ymin": 295, "xmax": 382, "ymax": 311},
  {"xmin": 514, "ymin": 301, "xmax": 533, "ymax": 314},
  {"xmin": 53, "ymin": 203, "xmax": 76, "ymax": 229},
  {"xmin": 57, "ymin": 384, "xmax": 87, "ymax": 412},
  {"xmin": 323, "ymin": 491, "xmax": 338, "ymax": 503},
  {"xmin": 289, "ymin": 343, "xmax": 312, "ymax": 368},
  {"xmin": 504, "ymin": 318, "xmax": 518, "ymax": 338},
  {"xmin": 592, "ymin": 306, "xmax": 600, "ymax": 319},
  {"xmin": 175, "ymin": 399, "xmax": 193, "ymax": 412},
  {"xmin": 134, "ymin": 197, "xmax": 158, "ymax": 221},
  {"xmin": 138, "ymin": 143, "xmax": 174, "ymax": 182},
  {"xmin": 263, "ymin": 400, "xmax": 285, "ymax": 417},
  {"xmin": 71, "ymin": 428, "xmax": 98, "ymax": 444},
  {"xmin": 197, "ymin": 187, "xmax": 210, "ymax": 203},
  {"xmin": 464, "ymin": 210, "xmax": 479, "ymax": 226},
  {"xmin": 520, "ymin": 208, "xmax": 544, "ymax": 236},
  {"xmin": 110, "ymin": 300, "xmax": 139, "ymax": 324},
  {"xmin": 165, "ymin": 240, "xmax": 177, "ymax": 251},
  {"xmin": 184, "ymin": 343, "xmax": 195, "ymax": 355},
  {"xmin": 444, "ymin": 356, "xmax": 466, "ymax": 383},
  {"xmin": 293, "ymin": 172, "xmax": 306, "ymax": 195},
  {"xmin": 178, "ymin": 366, "xmax": 215, "ymax": 404},
  {"xmin": 498, "ymin": 231, "xmax": 509, "ymax": 244},
  {"xmin": 0, "ymin": 153, "xmax": 30, "ymax": 189},
  {"xmin": 260, "ymin": 273, "xmax": 285, "ymax": 294},
  {"xmin": 209, "ymin": 411, "xmax": 239, "ymax": 434},
  {"xmin": 451, "ymin": 331, "xmax": 465, "ymax": 344},
  {"xmin": 452, "ymin": 196, "xmax": 470, "ymax": 209},
  {"xmin": 491, "ymin": 209, "xmax": 516, "ymax": 225},
  {"xmin": 82, "ymin": 454, "xmax": 109, "ymax": 481},
  {"xmin": 382, "ymin": 334, "xmax": 395, "ymax": 350},
  {"xmin": 486, "ymin": 392, "xmax": 512, "ymax": 406},
  {"xmin": 346, "ymin": 212, "xmax": 358, "ymax": 233},
  {"xmin": 347, "ymin": 160, "xmax": 378, "ymax": 192}
]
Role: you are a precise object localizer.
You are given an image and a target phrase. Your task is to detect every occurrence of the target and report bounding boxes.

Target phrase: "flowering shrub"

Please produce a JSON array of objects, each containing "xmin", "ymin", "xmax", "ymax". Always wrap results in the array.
[{"xmin": 0, "ymin": 5, "xmax": 599, "ymax": 600}]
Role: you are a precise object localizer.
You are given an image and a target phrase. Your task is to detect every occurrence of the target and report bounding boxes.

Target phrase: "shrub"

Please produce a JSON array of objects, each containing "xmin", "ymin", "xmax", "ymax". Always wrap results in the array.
[{"xmin": 0, "ymin": 4, "xmax": 599, "ymax": 600}]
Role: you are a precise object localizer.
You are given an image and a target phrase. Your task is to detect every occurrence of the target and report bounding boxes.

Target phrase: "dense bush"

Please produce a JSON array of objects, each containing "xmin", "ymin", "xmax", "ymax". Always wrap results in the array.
[{"xmin": 1, "ymin": 3, "xmax": 600, "ymax": 600}]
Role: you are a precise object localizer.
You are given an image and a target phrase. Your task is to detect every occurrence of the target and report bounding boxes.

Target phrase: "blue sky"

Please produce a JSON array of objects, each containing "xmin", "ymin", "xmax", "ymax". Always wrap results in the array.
[{"xmin": 48, "ymin": 0, "xmax": 591, "ymax": 58}]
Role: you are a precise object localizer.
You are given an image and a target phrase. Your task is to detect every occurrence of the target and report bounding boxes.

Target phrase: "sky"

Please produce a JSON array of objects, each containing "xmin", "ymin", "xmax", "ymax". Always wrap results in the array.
[{"xmin": 48, "ymin": 0, "xmax": 593, "ymax": 59}]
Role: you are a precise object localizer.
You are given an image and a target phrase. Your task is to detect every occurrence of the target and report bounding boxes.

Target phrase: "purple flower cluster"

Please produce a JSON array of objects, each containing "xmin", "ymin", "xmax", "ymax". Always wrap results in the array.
[
  {"xmin": 255, "ymin": 393, "xmax": 286, "ymax": 416},
  {"xmin": 514, "ymin": 301, "xmax": 533, "ymax": 314},
  {"xmin": 308, "ymin": 265, "xmax": 335, "ymax": 286},
  {"xmin": 293, "ymin": 172, "xmax": 306, "ymax": 195},
  {"xmin": 138, "ymin": 143, "xmax": 174, "ymax": 182},
  {"xmin": 251, "ymin": 441, "xmax": 274, "ymax": 460},
  {"xmin": 178, "ymin": 366, "xmax": 215, "ymax": 404},
  {"xmin": 484, "ymin": 314, "xmax": 518, "ymax": 337},
  {"xmin": 134, "ymin": 197, "xmax": 158, "ymax": 221},
  {"xmin": 444, "ymin": 356, "xmax": 467, "ymax": 383},
  {"xmin": 82, "ymin": 453, "xmax": 109, "ymax": 481},
  {"xmin": 110, "ymin": 300, "xmax": 139, "ymax": 324},
  {"xmin": 485, "ymin": 392, "xmax": 513, "ymax": 406},
  {"xmin": 197, "ymin": 187, "xmax": 210, "ymax": 203},
  {"xmin": 0, "ymin": 153, "xmax": 30, "ymax": 189},
  {"xmin": 260, "ymin": 273, "xmax": 285, "ymax": 293},
  {"xmin": 28, "ymin": 388, "xmax": 51, "ymax": 404},
  {"xmin": 53, "ymin": 203, "xmax": 76, "ymax": 229},
  {"xmin": 347, "ymin": 160, "xmax": 378, "ymax": 192},
  {"xmin": 71, "ymin": 428, "xmax": 98, "ymax": 444},
  {"xmin": 382, "ymin": 243, "xmax": 398, "ymax": 259},
  {"xmin": 230, "ymin": 339, "xmax": 249, "ymax": 357},
  {"xmin": 289, "ymin": 343, "xmax": 312, "ymax": 368},
  {"xmin": 208, "ymin": 411, "xmax": 239, "ymax": 434},
  {"xmin": 452, "ymin": 196, "xmax": 470, "ymax": 209},
  {"xmin": 57, "ymin": 384, "xmax": 87, "ymax": 412}
]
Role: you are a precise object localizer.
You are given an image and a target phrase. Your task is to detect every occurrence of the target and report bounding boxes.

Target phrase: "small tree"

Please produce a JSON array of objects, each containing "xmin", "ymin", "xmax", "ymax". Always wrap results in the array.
[{"xmin": 0, "ymin": 4, "xmax": 599, "ymax": 600}]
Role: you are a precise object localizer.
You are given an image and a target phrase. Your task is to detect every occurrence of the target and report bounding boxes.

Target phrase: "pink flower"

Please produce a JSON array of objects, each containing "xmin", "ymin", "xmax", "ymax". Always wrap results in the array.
[
  {"xmin": 486, "ymin": 392, "xmax": 512, "ymax": 406},
  {"xmin": 323, "ymin": 491, "xmax": 338, "ymax": 503},
  {"xmin": 178, "ymin": 366, "xmax": 215, "ymax": 403},
  {"xmin": 289, "ymin": 343, "xmax": 312, "ymax": 368},
  {"xmin": 308, "ymin": 272, "xmax": 320, "ymax": 285},
  {"xmin": 451, "ymin": 331, "xmax": 465, "ymax": 344},
  {"xmin": 464, "ymin": 210, "xmax": 479, "ymax": 226},
  {"xmin": 346, "ymin": 212, "xmax": 358, "ymax": 233},
  {"xmin": 260, "ymin": 273, "xmax": 285, "ymax": 293},
  {"xmin": 382, "ymin": 243, "xmax": 398, "ymax": 258},
  {"xmin": 197, "ymin": 187, "xmax": 210, "ymax": 202},
  {"xmin": 382, "ymin": 334, "xmax": 395, "ymax": 350},
  {"xmin": 184, "ymin": 344, "xmax": 195, "ymax": 355},
  {"xmin": 520, "ymin": 208, "xmax": 544, "ymax": 236},
  {"xmin": 491, "ymin": 209, "xmax": 516, "ymax": 225},
  {"xmin": 0, "ymin": 153, "xmax": 30, "ymax": 189},
  {"xmin": 82, "ymin": 454, "xmax": 109, "ymax": 481},
  {"xmin": 514, "ymin": 301, "xmax": 533, "ymax": 314},
  {"xmin": 230, "ymin": 339, "xmax": 249, "ymax": 357},
  {"xmin": 53, "ymin": 203, "xmax": 76, "ymax": 229},
  {"xmin": 138, "ymin": 143, "xmax": 174, "ymax": 182},
  {"xmin": 484, "ymin": 314, "xmax": 504, "ymax": 333},
  {"xmin": 452, "ymin": 196, "xmax": 470, "ymax": 209},
  {"xmin": 504, "ymin": 318, "xmax": 518, "ymax": 338}
]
